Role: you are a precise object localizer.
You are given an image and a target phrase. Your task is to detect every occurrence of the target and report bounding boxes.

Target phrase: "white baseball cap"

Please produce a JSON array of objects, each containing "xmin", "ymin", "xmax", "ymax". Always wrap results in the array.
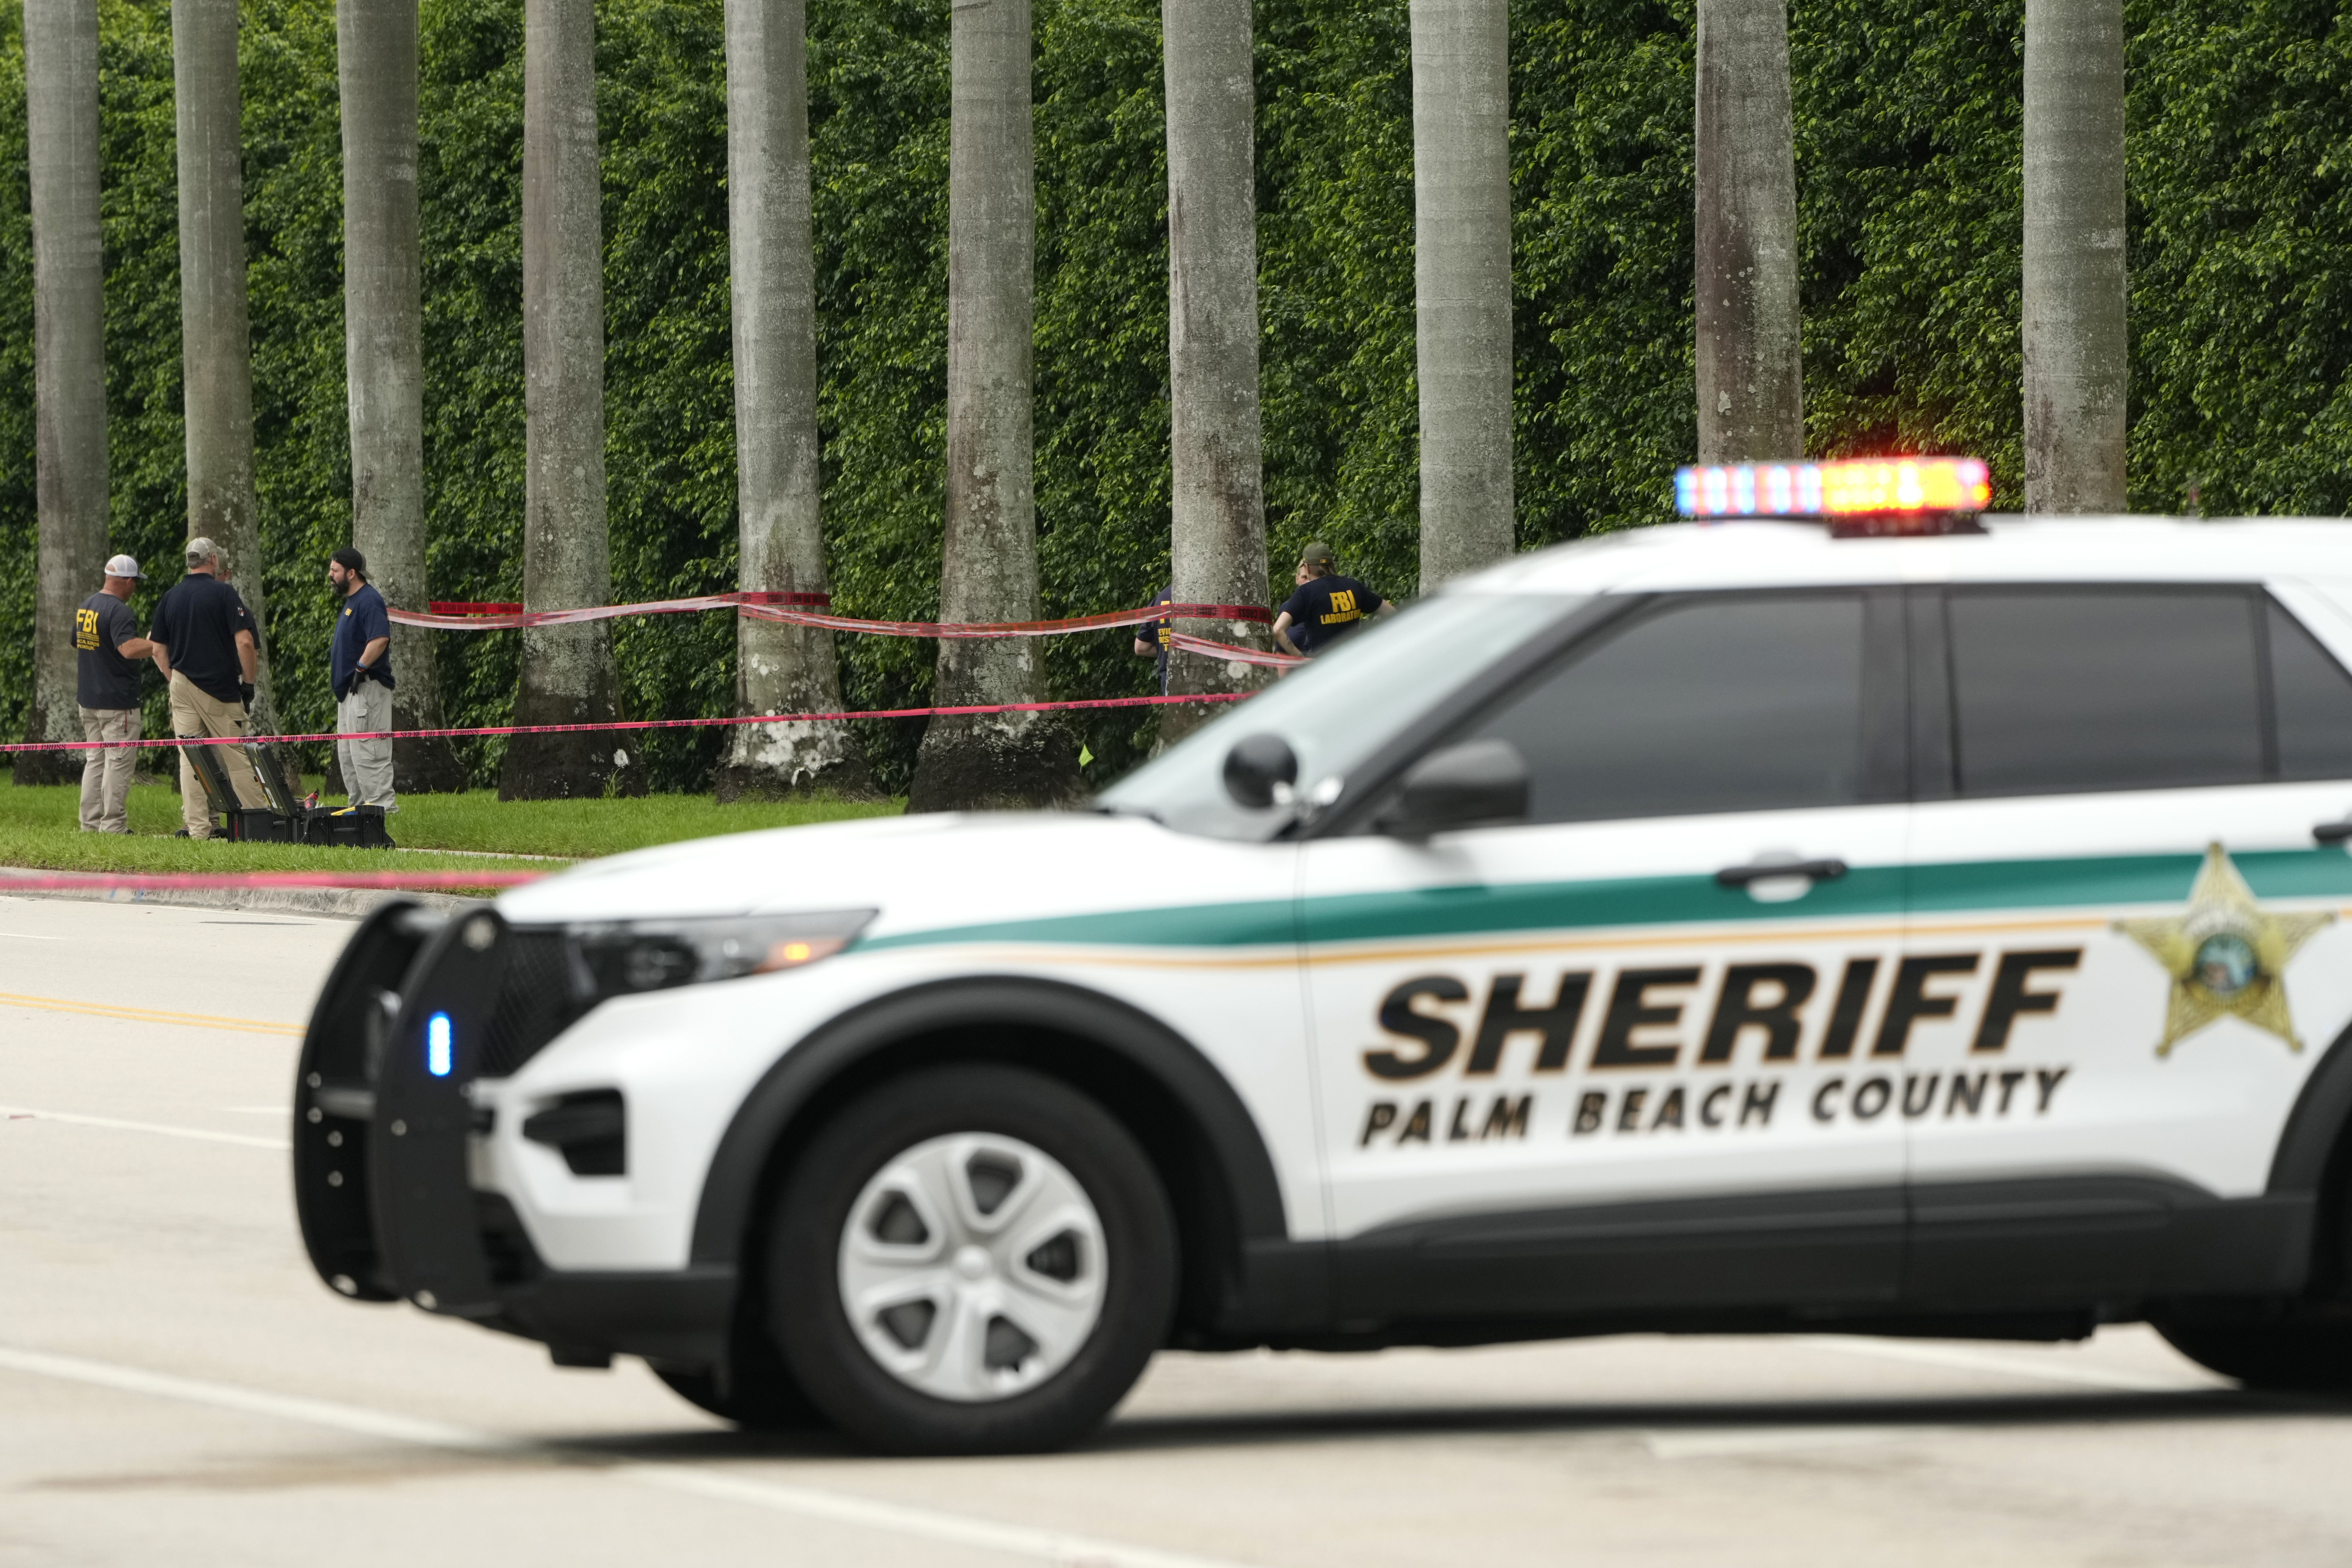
[{"xmin": 104, "ymin": 554, "xmax": 141, "ymax": 580}]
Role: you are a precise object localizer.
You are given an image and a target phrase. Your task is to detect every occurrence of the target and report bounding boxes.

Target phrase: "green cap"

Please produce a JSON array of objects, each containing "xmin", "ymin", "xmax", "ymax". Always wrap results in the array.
[{"xmin": 1299, "ymin": 542, "xmax": 1335, "ymax": 569}]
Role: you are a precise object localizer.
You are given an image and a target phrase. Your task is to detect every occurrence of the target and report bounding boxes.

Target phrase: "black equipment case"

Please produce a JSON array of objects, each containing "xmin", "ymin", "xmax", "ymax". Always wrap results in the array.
[{"xmin": 179, "ymin": 736, "xmax": 394, "ymax": 847}]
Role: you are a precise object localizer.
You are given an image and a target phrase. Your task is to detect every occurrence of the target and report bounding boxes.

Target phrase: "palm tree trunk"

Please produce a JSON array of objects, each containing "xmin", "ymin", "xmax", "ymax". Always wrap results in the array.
[
  {"xmin": 21, "ymin": 0, "xmax": 108, "ymax": 786},
  {"xmin": 1159, "ymin": 0, "xmax": 1270, "ymax": 745},
  {"xmin": 907, "ymin": 0, "xmax": 1077, "ymax": 811},
  {"xmin": 715, "ymin": 0, "xmax": 873, "ymax": 801},
  {"xmin": 338, "ymin": 0, "xmax": 464, "ymax": 792},
  {"xmin": 1412, "ymin": 0, "xmax": 1512, "ymax": 587},
  {"xmin": 1693, "ymin": 0, "xmax": 1803, "ymax": 463},
  {"xmin": 2022, "ymin": 0, "xmax": 2126, "ymax": 513},
  {"xmin": 172, "ymin": 0, "xmax": 273, "ymax": 721},
  {"xmin": 502, "ymin": 0, "xmax": 622, "ymax": 800}
]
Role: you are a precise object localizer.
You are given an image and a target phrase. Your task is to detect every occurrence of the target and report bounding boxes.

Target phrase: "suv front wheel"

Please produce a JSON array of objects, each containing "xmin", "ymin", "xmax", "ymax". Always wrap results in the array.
[{"xmin": 766, "ymin": 1064, "xmax": 1176, "ymax": 1453}]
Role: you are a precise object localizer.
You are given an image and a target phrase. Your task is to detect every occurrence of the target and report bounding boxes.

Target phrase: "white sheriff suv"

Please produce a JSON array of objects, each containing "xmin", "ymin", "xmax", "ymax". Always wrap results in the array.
[{"xmin": 297, "ymin": 500, "xmax": 2352, "ymax": 1453}]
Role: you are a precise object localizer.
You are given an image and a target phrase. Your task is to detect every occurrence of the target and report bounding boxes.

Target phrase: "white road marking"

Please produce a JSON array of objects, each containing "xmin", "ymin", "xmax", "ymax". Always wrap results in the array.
[
  {"xmin": 0, "ymin": 930, "xmax": 66, "ymax": 940},
  {"xmin": 617, "ymin": 1464, "xmax": 1267, "ymax": 1568},
  {"xmin": 1795, "ymin": 1335, "xmax": 2210, "ymax": 1393},
  {"xmin": 0, "ymin": 1346, "xmax": 498, "ymax": 1450},
  {"xmin": 0, "ymin": 1104, "xmax": 290, "ymax": 1152},
  {"xmin": 0, "ymin": 1343, "xmax": 1266, "ymax": 1568},
  {"xmin": 1642, "ymin": 1423, "xmax": 1945, "ymax": 1460}
]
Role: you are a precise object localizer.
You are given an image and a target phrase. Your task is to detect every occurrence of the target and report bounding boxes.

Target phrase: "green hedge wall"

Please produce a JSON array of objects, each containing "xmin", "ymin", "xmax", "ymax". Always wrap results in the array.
[{"xmin": 1, "ymin": 0, "xmax": 2349, "ymax": 793}]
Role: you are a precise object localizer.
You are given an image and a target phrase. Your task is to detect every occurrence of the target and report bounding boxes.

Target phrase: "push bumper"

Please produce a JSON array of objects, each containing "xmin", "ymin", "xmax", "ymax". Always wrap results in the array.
[{"xmin": 291, "ymin": 900, "xmax": 736, "ymax": 1369}]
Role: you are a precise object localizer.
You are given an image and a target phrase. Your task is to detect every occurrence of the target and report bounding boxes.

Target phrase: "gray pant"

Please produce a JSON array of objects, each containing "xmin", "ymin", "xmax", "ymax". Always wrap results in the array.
[
  {"xmin": 78, "ymin": 706, "xmax": 138, "ymax": 833},
  {"xmin": 337, "ymin": 679, "xmax": 397, "ymax": 810}
]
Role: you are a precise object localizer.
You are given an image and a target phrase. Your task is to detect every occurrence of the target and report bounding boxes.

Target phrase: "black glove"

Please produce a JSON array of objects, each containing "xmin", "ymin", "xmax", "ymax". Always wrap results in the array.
[{"xmin": 239, "ymin": 682, "xmax": 256, "ymax": 710}]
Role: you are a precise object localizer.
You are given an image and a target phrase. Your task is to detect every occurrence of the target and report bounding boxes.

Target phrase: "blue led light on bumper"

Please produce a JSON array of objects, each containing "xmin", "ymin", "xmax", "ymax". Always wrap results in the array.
[{"xmin": 426, "ymin": 1012, "xmax": 453, "ymax": 1078}]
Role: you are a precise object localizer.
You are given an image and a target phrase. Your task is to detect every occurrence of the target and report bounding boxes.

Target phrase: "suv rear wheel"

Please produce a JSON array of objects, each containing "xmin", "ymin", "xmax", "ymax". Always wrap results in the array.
[
  {"xmin": 765, "ymin": 1064, "xmax": 1175, "ymax": 1454},
  {"xmin": 2155, "ymin": 1316, "xmax": 2352, "ymax": 1390}
]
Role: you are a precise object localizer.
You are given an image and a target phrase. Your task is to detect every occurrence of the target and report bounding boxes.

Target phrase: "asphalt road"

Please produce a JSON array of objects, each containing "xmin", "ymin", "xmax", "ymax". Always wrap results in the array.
[{"xmin": 5, "ymin": 891, "xmax": 2352, "ymax": 1567}]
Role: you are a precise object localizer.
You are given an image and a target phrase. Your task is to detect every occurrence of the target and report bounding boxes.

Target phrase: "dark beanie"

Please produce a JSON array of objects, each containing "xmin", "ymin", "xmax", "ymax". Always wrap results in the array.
[{"xmin": 331, "ymin": 546, "xmax": 367, "ymax": 577}]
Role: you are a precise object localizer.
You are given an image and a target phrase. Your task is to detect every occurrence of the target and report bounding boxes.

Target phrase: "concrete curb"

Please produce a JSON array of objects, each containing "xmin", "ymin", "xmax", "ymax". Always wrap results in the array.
[{"xmin": 0, "ymin": 876, "xmax": 491, "ymax": 920}]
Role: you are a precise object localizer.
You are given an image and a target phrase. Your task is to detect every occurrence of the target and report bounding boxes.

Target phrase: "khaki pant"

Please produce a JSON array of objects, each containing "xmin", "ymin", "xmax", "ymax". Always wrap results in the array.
[
  {"xmin": 77, "ymin": 706, "xmax": 138, "ymax": 833},
  {"xmin": 336, "ymin": 679, "xmax": 397, "ymax": 811},
  {"xmin": 169, "ymin": 672, "xmax": 265, "ymax": 838}
]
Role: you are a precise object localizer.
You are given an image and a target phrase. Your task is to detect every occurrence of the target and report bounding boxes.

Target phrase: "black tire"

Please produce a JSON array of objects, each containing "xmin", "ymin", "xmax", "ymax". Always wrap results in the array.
[
  {"xmin": 652, "ymin": 1333, "xmax": 827, "ymax": 1431},
  {"xmin": 2155, "ymin": 1316, "xmax": 2352, "ymax": 1391},
  {"xmin": 765, "ymin": 1064, "xmax": 1175, "ymax": 1454}
]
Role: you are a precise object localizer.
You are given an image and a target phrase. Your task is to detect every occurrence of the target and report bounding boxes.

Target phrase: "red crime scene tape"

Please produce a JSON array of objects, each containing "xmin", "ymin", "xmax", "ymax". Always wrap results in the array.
[
  {"xmin": 423, "ymin": 592, "xmax": 829, "ymax": 618},
  {"xmin": 0, "ymin": 691, "xmax": 1255, "ymax": 756},
  {"xmin": 0, "ymin": 597, "xmax": 1312, "ymax": 894},
  {"xmin": 392, "ymin": 592, "xmax": 1275, "ymax": 639},
  {"xmin": 1, "ymin": 592, "xmax": 1303, "ymax": 756}
]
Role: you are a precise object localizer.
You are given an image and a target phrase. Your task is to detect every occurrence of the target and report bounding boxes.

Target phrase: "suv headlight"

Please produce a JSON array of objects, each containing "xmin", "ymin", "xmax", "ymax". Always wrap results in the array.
[{"xmin": 567, "ymin": 910, "xmax": 875, "ymax": 1003}]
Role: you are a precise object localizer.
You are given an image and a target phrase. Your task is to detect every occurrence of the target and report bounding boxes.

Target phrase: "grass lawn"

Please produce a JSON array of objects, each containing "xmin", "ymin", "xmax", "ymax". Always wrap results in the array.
[
  {"xmin": 0, "ymin": 773, "xmax": 901, "ymax": 874},
  {"xmin": 363, "ymin": 783, "xmax": 901, "ymax": 858}
]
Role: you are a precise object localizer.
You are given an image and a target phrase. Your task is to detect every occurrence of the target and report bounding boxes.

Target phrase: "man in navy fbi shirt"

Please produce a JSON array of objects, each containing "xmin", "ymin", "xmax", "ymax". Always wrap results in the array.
[
  {"xmin": 74, "ymin": 553, "xmax": 153, "ymax": 833},
  {"xmin": 1272, "ymin": 542, "xmax": 1390, "ymax": 657},
  {"xmin": 1131, "ymin": 584, "xmax": 1174, "ymax": 695},
  {"xmin": 148, "ymin": 537, "xmax": 268, "ymax": 838},
  {"xmin": 328, "ymin": 546, "xmax": 397, "ymax": 813}
]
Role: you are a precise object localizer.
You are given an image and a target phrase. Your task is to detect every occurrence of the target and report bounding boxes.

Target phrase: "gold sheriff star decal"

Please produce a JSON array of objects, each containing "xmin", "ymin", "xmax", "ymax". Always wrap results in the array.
[{"xmin": 2115, "ymin": 843, "xmax": 2334, "ymax": 1056}]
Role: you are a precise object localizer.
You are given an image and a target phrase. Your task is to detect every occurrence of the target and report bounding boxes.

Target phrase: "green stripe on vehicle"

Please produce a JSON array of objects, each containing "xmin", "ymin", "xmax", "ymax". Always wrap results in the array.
[
  {"xmin": 855, "ymin": 846, "xmax": 2352, "ymax": 955},
  {"xmin": 857, "ymin": 895, "xmax": 1300, "ymax": 951},
  {"xmin": 1910, "ymin": 847, "xmax": 2352, "ymax": 912}
]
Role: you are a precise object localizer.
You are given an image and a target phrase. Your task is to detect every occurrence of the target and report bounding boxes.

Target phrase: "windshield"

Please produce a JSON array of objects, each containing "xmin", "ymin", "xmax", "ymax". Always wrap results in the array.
[{"xmin": 1098, "ymin": 591, "xmax": 1584, "ymax": 839}]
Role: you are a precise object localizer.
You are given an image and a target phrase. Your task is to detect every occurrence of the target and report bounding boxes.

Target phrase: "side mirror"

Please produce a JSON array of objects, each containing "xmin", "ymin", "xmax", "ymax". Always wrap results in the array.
[
  {"xmin": 1223, "ymin": 733, "xmax": 1299, "ymax": 809},
  {"xmin": 1381, "ymin": 739, "xmax": 1528, "ymax": 839}
]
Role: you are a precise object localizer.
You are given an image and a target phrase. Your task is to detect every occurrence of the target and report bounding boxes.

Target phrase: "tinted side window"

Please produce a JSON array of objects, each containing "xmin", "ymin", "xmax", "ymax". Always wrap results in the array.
[
  {"xmin": 1948, "ymin": 589, "xmax": 2261, "ymax": 797},
  {"xmin": 1469, "ymin": 593, "xmax": 1865, "ymax": 823},
  {"xmin": 2270, "ymin": 600, "xmax": 2352, "ymax": 780}
]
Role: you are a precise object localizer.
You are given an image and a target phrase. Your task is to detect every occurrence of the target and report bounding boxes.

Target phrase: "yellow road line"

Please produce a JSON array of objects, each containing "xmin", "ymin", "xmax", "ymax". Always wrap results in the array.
[{"xmin": 0, "ymin": 990, "xmax": 302, "ymax": 1039}]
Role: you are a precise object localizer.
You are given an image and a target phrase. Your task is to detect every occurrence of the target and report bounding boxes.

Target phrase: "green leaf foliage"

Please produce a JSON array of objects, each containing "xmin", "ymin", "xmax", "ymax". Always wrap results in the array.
[
  {"xmin": 0, "ymin": 17, "xmax": 29, "ymax": 736},
  {"xmin": 2125, "ymin": 0, "xmax": 2352, "ymax": 515},
  {"xmin": 2, "ymin": 0, "xmax": 2349, "ymax": 791}
]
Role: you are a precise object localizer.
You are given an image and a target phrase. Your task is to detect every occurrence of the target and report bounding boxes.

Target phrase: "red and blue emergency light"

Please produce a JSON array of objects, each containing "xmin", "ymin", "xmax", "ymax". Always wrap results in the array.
[{"xmin": 1674, "ymin": 456, "xmax": 1992, "ymax": 535}]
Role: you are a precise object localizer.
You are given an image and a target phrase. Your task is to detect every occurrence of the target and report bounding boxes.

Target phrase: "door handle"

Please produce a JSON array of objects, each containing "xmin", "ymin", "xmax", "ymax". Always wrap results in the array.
[
  {"xmin": 1715, "ymin": 857, "xmax": 1849, "ymax": 888},
  {"xmin": 2315, "ymin": 819, "xmax": 2352, "ymax": 845}
]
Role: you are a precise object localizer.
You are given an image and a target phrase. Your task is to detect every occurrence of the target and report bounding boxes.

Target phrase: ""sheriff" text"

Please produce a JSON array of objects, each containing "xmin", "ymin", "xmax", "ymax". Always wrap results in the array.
[{"xmin": 1363, "ymin": 950, "xmax": 2081, "ymax": 1081}]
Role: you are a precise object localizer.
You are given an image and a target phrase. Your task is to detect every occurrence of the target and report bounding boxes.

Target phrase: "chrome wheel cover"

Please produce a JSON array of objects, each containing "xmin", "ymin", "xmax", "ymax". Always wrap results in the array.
[{"xmin": 836, "ymin": 1132, "xmax": 1108, "ymax": 1403}]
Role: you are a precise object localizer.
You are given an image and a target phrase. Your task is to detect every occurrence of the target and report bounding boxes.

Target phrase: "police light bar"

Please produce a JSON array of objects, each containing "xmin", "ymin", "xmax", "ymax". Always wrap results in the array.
[{"xmin": 1674, "ymin": 457, "xmax": 1992, "ymax": 536}]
